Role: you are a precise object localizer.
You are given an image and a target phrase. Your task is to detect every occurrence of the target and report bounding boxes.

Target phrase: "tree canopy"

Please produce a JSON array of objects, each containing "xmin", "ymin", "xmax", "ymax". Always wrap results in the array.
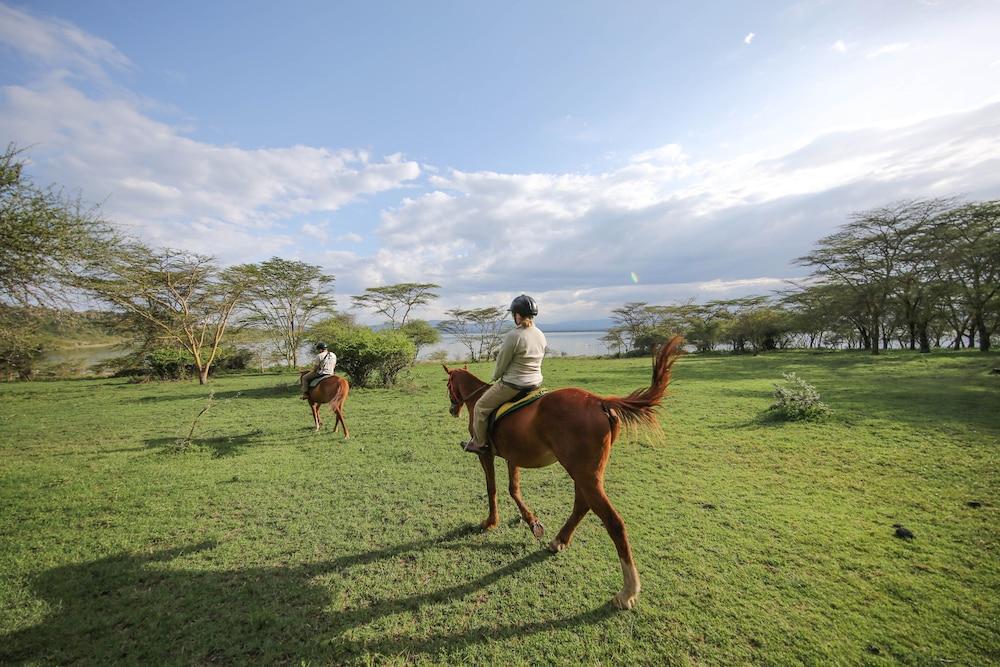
[{"xmin": 352, "ymin": 282, "xmax": 440, "ymax": 328}]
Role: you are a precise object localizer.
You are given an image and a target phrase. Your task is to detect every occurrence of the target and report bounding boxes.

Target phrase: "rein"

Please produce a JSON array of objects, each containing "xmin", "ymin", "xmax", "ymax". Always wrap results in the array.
[{"xmin": 453, "ymin": 382, "xmax": 490, "ymax": 407}]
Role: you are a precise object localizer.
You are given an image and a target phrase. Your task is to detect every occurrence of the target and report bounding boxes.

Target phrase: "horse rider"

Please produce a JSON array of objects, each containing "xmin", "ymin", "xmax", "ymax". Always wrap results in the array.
[
  {"xmin": 300, "ymin": 342, "xmax": 337, "ymax": 399},
  {"xmin": 461, "ymin": 294, "xmax": 547, "ymax": 454}
]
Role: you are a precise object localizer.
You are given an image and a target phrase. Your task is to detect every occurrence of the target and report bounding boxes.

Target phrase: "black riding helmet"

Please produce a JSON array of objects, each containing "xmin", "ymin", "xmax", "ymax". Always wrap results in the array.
[
  {"xmin": 315, "ymin": 342, "xmax": 328, "ymax": 351},
  {"xmin": 509, "ymin": 294, "xmax": 538, "ymax": 318}
]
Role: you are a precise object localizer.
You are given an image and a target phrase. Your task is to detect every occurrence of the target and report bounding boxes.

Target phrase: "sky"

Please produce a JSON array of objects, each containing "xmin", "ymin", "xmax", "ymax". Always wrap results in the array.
[{"xmin": 2, "ymin": 0, "xmax": 1000, "ymax": 324}]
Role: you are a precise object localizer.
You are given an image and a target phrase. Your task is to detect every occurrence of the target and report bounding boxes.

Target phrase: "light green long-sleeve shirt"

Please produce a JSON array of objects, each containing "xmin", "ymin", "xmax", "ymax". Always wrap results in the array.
[{"xmin": 491, "ymin": 324, "xmax": 546, "ymax": 388}]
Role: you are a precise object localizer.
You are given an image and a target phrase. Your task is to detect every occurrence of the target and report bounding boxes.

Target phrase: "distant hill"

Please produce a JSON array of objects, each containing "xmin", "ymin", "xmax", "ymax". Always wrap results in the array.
[
  {"xmin": 540, "ymin": 319, "xmax": 612, "ymax": 332},
  {"xmin": 420, "ymin": 318, "xmax": 611, "ymax": 333}
]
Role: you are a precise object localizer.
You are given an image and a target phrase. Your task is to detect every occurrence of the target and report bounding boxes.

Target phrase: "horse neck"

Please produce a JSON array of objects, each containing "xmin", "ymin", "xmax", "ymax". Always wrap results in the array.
[{"xmin": 457, "ymin": 371, "xmax": 488, "ymax": 407}]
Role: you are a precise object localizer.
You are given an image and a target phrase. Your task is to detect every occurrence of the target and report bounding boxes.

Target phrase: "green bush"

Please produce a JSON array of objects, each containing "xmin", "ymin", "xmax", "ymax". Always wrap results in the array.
[
  {"xmin": 212, "ymin": 347, "xmax": 253, "ymax": 373},
  {"xmin": 768, "ymin": 372, "xmax": 831, "ymax": 421},
  {"xmin": 144, "ymin": 348, "xmax": 191, "ymax": 380},
  {"xmin": 309, "ymin": 322, "xmax": 415, "ymax": 387},
  {"xmin": 111, "ymin": 346, "xmax": 253, "ymax": 381}
]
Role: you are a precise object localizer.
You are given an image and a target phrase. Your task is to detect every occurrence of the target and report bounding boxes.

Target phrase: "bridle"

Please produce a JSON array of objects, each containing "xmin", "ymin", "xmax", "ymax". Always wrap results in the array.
[{"xmin": 448, "ymin": 377, "xmax": 490, "ymax": 415}]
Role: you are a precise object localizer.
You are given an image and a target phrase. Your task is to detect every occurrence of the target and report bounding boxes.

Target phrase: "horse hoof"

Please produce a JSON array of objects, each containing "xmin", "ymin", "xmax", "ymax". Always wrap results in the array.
[
  {"xmin": 480, "ymin": 519, "xmax": 499, "ymax": 531},
  {"xmin": 547, "ymin": 539, "xmax": 566, "ymax": 553},
  {"xmin": 530, "ymin": 521, "xmax": 545, "ymax": 539},
  {"xmin": 612, "ymin": 591, "xmax": 638, "ymax": 610}
]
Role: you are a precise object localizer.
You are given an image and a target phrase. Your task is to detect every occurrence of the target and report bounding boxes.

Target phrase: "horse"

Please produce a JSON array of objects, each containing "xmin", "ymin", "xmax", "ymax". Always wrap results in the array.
[
  {"xmin": 299, "ymin": 372, "xmax": 350, "ymax": 438},
  {"xmin": 443, "ymin": 335, "xmax": 684, "ymax": 609}
]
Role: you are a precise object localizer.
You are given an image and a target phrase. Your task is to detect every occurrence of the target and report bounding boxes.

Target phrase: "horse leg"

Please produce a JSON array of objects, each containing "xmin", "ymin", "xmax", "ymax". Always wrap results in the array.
[
  {"xmin": 507, "ymin": 462, "xmax": 543, "ymax": 538},
  {"xmin": 579, "ymin": 477, "xmax": 640, "ymax": 610},
  {"xmin": 479, "ymin": 452, "xmax": 499, "ymax": 530},
  {"xmin": 311, "ymin": 402, "xmax": 321, "ymax": 431},
  {"xmin": 548, "ymin": 482, "xmax": 589, "ymax": 553},
  {"xmin": 333, "ymin": 403, "xmax": 349, "ymax": 440}
]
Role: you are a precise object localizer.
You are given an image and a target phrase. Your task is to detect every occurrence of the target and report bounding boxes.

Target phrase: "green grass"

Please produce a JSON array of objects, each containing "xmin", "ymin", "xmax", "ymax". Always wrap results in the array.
[{"xmin": 1, "ymin": 351, "xmax": 998, "ymax": 665}]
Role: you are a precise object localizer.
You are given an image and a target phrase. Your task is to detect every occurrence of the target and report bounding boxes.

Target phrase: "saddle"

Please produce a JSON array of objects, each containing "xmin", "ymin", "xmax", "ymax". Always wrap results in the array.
[
  {"xmin": 308, "ymin": 374, "xmax": 332, "ymax": 388},
  {"xmin": 487, "ymin": 387, "xmax": 548, "ymax": 434}
]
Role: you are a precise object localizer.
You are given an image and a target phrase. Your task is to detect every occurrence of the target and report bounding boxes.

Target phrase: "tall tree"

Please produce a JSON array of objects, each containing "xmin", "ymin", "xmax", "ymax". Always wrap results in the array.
[
  {"xmin": 352, "ymin": 282, "xmax": 440, "ymax": 328},
  {"xmin": 928, "ymin": 200, "xmax": 1000, "ymax": 351},
  {"xmin": 437, "ymin": 306, "xmax": 509, "ymax": 361},
  {"xmin": 610, "ymin": 302, "xmax": 655, "ymax": 353},
  {"xmin": 797, "ymin": 201, "xmax": 931, "ymax": 355},
  {"xmin": 238, "ymin": 257, "xmax": 335, "ymax": 366},
  {"xmin": 1, "ymin": 144, "xmax": 123, "ymax": 378},
  {"xmin": 1, "ymin": 144, "xmax": 121, "ymax": 308},
  {"xmin": 81, "ymin": 245, "xmax": 250, "ymax": 384}
]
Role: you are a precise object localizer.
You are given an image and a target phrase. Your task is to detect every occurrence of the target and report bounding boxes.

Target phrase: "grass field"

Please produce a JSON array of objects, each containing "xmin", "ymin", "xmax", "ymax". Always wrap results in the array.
[{"xmin": 1, "ymin": 350, "xmax": 998, "ymax": 665}]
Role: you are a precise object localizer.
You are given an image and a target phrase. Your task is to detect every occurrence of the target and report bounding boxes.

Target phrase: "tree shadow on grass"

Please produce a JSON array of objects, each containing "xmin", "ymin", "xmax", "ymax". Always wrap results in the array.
[
  {"xmin": 0, "ymin": 526, "xmax": 613, "ymax": 664},
  {"xmin": 136, "ymin": 383, "xmax": 296, "ymax": 403},
  {"xmin": 143, "ymin": 430, "xmax": 264, "ymax": 458}
]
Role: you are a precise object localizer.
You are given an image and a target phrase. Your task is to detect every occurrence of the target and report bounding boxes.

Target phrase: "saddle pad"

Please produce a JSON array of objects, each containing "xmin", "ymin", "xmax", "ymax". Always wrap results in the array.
[
  {"xmin": 490, "ymin": 387, "xmax": 548, "ymax": 430},
  {"xmin": 309, "ymin": 374, "xmax": 332, "ymax": 388}
]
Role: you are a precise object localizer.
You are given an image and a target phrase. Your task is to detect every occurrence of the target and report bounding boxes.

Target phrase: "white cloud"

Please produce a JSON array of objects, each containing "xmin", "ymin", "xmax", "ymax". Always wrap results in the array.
[
  {"xmin": 0, "ymin": 3, "xmax": 422, "ymax": 265},
  {"xmin": 832, "ymin": 40, "xmax": 847, "ymax": 53},
  {"xmin": 0, "ymin": 3, "xmax": 131, "ymax": 80},
  {"xmin": 867, "ymin": 42, "xmax": 910, "ymax": 59},
  {"xmin": 1, "ymin": 80, "xmax": 421, "ymax": 262},
  {"xmin": 629, "ymin": 143, "xmax": 686, "ymax": 164},
  {"xmin": 744, "ymin": 32, "xmax": 755, "ymax": 45},
  {"xmin": 301, "ymin": 222, "xmax": 329, "ymax": 242},
  {"xmin": 358, "ymin": 101, "xmax": 1000, "ymax": 318},
  {"xmin": 336, "ymin": 232, "xmax": 363, "ymax": 243}
]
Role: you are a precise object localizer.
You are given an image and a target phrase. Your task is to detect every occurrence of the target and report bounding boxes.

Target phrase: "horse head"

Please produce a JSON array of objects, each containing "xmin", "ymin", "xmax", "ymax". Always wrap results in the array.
[{"xmin": 443, "ymin": 365, "xmax": 463, "ymax": 417}]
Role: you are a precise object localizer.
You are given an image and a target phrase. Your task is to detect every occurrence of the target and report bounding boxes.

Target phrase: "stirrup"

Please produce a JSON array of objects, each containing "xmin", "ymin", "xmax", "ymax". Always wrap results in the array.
[{"xmin": 460, "ymin": 439, "xmax": 489, "ymax": 454}]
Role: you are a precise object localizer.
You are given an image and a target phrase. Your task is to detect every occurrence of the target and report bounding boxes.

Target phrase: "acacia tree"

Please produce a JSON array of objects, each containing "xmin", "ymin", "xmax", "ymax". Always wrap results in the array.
[
  {"xmin": 797, "ymin": 201, "xmax": 933, "ymax": 354},
  {"xmin": 610, "ymin": 302, "xmax": 655, "ymax": 353},
  {"xmin": 238, "ymin": 257, "xmax": 335, "ymax": 366},
  {"xmin": 352, "ymin": 282, "xmax": 440, "ymax": 328},
  {"xmin": 81, "ymin": 245, "xmax": 250, "ymax": 384},
  {"xmin": 1, "ymin": 144, "xmax": 123, "ymax": 378},
  {"xmin": 601, "ymin": 328, "xmax": 626, "ymax": 356},
  {"xmin": 1, "ymin": 144, "xmax": 120, "ymax": 308},
  {"xmin": 438, "ymin": 306, "xmax": 508, "ymax": 361},
  {"xmin": 928, "ymin": 200, "xmax": 1000, "ymax": 351}
]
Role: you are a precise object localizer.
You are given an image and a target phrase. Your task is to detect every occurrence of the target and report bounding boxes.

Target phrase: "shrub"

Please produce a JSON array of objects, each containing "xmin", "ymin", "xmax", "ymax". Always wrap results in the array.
[
  {"xmin": 144, "ymin": 348, "xmax": 192, "ymax": 380},
  {"xmin": 212, "ymin": 347, "xmax": 253, "ymax": 373},
  {"xmin": 309, "ymin": 324, "xmax": 415, "ymax": 387},
  {"xmin": 399, "ymin": 319, "xmax": 441, "ymax": 356},
  {"xmin": 425, "ymin": 350, "xmax": 449, "ymax": 363},
  {"xmin": 768, "ymin": 372, "xmax": 831, "ymax": 421}
]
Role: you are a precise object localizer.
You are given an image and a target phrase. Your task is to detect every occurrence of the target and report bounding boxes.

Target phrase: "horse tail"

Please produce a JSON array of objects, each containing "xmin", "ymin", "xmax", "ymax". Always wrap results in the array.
[{"xmin": 601, "ymin": 335, "xmax": 685, "ymax": 436}]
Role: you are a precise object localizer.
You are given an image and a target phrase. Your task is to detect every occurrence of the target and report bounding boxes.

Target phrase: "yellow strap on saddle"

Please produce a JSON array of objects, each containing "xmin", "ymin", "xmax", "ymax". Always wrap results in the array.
[{"xmin": 494, "ymin": 387, "xmax": 548, "ymax": 421}]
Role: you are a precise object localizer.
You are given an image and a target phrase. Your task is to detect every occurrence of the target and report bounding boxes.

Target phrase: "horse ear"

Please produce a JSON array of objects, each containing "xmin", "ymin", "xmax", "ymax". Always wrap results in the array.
[
  {"xmin": 463, "ymin": 364, "xmax": 468, "ymax": 370},
  {"xmin": 442, "ymin": 363, "xmax": 450, "ymax": 374}
]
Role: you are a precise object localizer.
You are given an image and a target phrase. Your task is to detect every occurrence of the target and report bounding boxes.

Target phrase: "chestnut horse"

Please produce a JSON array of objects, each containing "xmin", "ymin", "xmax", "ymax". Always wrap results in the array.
[
  {"xmin": 443, "ymin": 335, "xmax": 684, "ymax": 609},
  {"xmin": 299, "ymin": 372, "xmax": 350, "ymax": 438}
]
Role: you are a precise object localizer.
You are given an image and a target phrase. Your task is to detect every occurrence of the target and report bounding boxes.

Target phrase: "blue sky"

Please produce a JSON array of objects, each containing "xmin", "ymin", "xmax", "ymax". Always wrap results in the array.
[{"xmin": 3, "ymin": 1, "xmax": 1000, "ymax": 323}]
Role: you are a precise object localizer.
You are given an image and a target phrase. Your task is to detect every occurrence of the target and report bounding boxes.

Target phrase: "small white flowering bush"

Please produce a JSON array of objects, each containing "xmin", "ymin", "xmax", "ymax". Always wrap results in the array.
[{"xmin": 768, "ymin": 372, "xmax": 831, "ymax": 421}]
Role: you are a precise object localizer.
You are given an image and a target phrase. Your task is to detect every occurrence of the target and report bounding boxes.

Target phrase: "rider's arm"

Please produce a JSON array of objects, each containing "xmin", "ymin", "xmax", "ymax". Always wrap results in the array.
[{"xmin": 491, "ymin": 332, "xmax": 517, "ymax": 382}]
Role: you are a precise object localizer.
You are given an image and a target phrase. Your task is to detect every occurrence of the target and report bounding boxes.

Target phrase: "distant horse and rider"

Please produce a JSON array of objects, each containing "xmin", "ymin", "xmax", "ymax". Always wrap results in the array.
[{"xmin": 299, "ymin": 342, "xmax": 350, "ymax": 438}]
